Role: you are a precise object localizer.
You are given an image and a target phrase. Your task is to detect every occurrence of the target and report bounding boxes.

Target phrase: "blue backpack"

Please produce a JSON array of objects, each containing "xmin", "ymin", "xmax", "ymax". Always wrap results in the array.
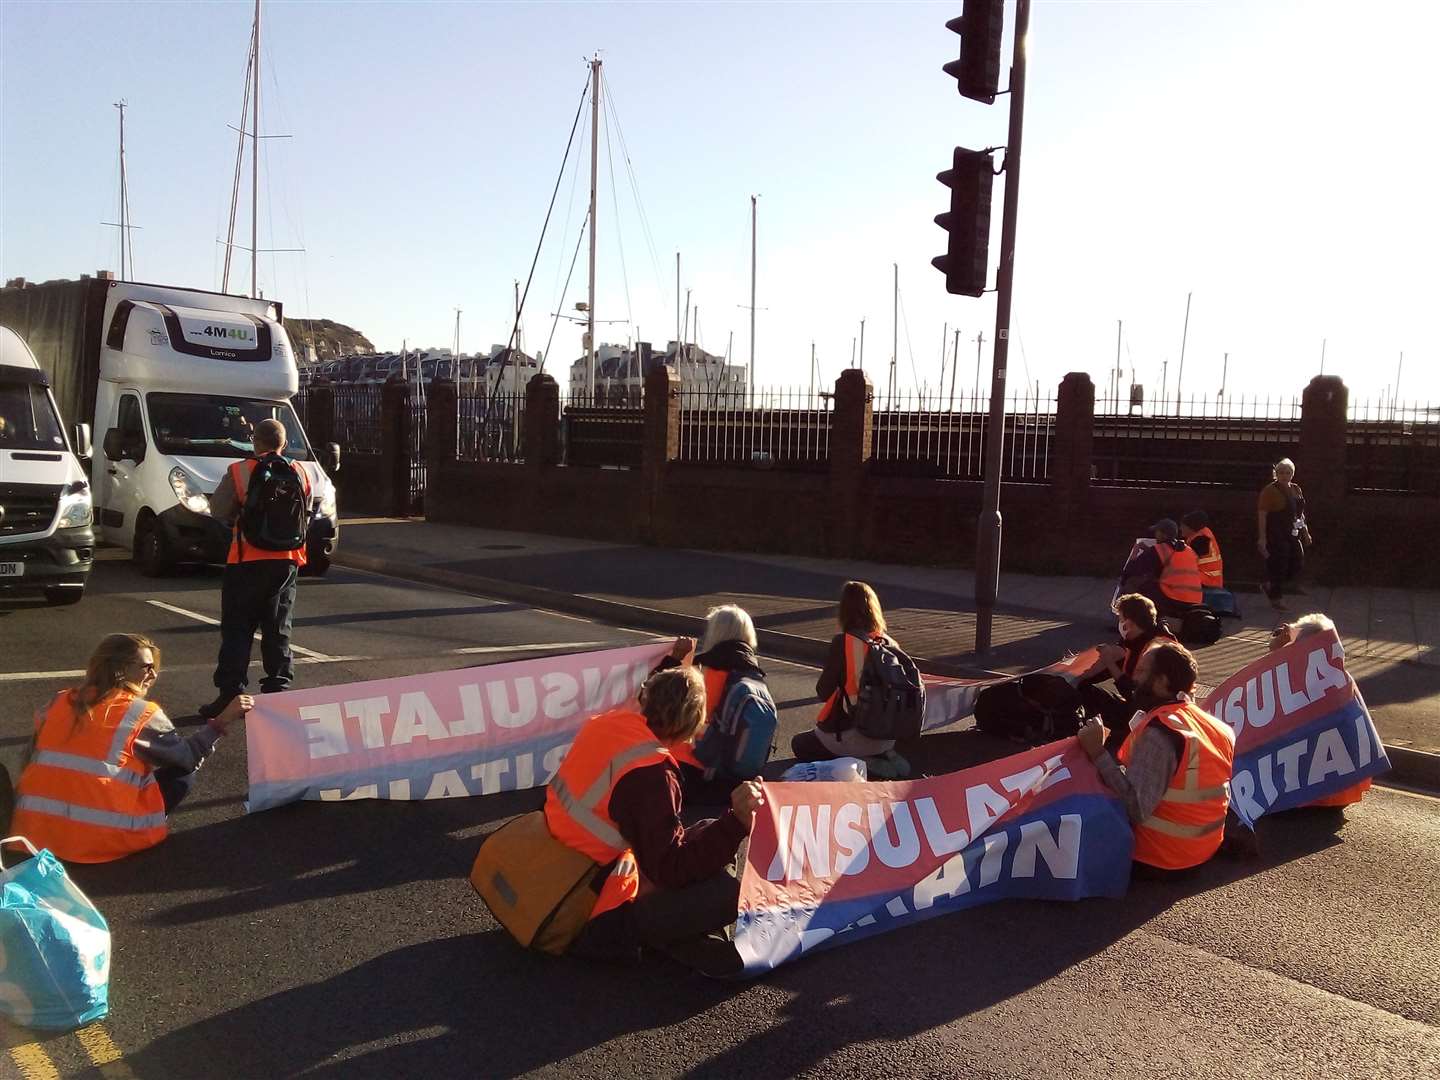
[{"xmin": 693, "ymin": 673, "xmax": 778, "ymax": 782}]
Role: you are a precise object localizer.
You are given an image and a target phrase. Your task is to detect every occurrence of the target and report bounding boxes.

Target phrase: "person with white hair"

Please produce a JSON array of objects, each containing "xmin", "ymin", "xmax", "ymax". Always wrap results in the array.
[
  {"xmin": 1257, "ymin": 458, "xmax": 1312, "ymax": 612},
  {"xmin": 652, "ymin": 604, "xmax": 774, "ymax": 801}
]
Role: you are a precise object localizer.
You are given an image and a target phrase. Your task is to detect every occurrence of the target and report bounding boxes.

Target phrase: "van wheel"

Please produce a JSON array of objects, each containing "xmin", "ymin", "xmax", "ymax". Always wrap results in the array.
[
  {"xmin": 44, "ymin": 587, "xmax": 85, "ymax": 606},
  {"xmin": 301, "ymin": 537, "xmax": 333, "ymax": 577},
  {"xmin": 135, "ymin": 518, "xmax": 173, "ymax": 578}
]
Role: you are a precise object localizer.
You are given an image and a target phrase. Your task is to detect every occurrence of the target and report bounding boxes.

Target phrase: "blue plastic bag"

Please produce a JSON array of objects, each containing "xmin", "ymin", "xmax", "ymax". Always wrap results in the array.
[{"xmin": 0, "ymin": 836, "xmax": 110, "ymax": 1030}]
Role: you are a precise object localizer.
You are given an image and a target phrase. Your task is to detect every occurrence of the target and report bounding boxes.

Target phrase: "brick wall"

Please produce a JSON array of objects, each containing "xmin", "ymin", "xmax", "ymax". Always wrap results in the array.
[{"xmin": 332, "ymin": 369, "xmax": 1439, "ymax": 588}]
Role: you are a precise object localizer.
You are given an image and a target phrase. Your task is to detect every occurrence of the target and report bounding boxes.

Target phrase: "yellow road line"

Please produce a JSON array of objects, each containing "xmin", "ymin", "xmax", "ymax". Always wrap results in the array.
[
  {"xmin": 75, "ymin": 1024, "xmax": 138, "ymax": 1080},
  {"xmin": 5, "ymin": 1041, "xmax": 60, "ymax": 1080}
]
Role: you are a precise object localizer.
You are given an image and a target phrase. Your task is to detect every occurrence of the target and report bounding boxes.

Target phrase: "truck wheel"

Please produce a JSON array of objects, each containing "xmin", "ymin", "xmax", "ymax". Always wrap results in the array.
[
  {"xmin": 302, "ymin": 542, "xmax": 332, "ymax": 577},
  {"xmin": 135, "ymin": 518, "xmax": 173, "ymax": 578},
  {"xmin": 44, "ymin": 587, "xmax": 85, "ymax": 606}
]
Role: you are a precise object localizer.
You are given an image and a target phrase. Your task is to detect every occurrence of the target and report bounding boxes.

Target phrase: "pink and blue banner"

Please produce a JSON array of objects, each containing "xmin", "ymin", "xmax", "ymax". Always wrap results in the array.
[
  {"xmin": 734, "ymin": 738, "xmax": 1133, "ymax": 975},
  {"xmin": 244, "ymin": 642, "xmax": 670, "ymax": 812},
  {"xmin": 1200, "ymin": 628, "xmax": 1387, "ymax": 824}
]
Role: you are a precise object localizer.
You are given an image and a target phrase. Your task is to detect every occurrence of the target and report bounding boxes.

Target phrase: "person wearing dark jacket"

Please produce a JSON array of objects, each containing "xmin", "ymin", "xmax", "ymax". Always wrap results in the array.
[
  {"xmin": 1079, "ymin": 594, "xmax": 1177, "ymax": 753},
  {"xmin": 555, "ymin": 667, "xmax": 764, "ymax": 977},
  {"xmin": 651, "ymin": 605, "xmax": 769, "ymax": 804},
  {"xmin": 1119, "ymin": 518, "xmax": 1203, "ymax": 619},
  {"xmin": 790, "ymin": 581, "xmax": 910, "ymax": 779}
]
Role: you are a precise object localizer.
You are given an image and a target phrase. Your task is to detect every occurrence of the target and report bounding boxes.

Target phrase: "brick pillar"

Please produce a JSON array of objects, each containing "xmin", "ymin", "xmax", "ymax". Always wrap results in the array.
[
  {"xmin": 1053, "ymin": 372, "xmax": 1095, "ymax": 528},
  {"xmin": 1299, "ymin": 375, "xmax": 1348, "ymax": 516},
  {"xmin": 829, "ymin": 368, "xmax": 873, "ymax": 558},
  {"xmin": 524, "ymin": 373, "xmax": 561, "ymax": 467},
  {"xmin": 307, "ymin": 381, "xmax": 335, "ymax": 450},
  {"xmin": 640, "ymin": 365, "xmax": 681, "ymax": 542},
  {"xmin": 381, "ymin": 376, "xmax": 411, "ymax": 517},
  {"xmin": 425, "ymin": 379, "xmax": 457, "ymax": 467}
]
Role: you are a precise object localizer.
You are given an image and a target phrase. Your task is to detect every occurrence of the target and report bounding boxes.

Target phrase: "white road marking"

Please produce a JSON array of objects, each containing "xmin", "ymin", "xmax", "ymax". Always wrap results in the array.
[
  {"xmin": 453, "ymin": 641, "xmax": 611, "ymax": 654},
  {"xmin": 0, "ymin": 669, "xmax": 86, "ymax": 682},
  {"xmin": 145, "ymin": 598, "xmax": 338, "ymax": 661}
]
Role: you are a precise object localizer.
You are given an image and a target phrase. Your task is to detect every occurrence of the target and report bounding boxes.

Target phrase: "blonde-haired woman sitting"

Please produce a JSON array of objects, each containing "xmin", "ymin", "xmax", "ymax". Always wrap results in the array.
[{"xmin": 10, "ymin": 634, "xmax": 250, "ymax": 863}]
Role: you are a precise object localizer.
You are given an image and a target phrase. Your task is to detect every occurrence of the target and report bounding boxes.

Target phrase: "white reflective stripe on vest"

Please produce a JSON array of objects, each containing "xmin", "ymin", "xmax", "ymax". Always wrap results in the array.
[
  {"xmin": 1142, "ymin": 814, "xmax": 1225, "ymax": 839},
  {"xmin": 550, "ymin": 740, "xmax": 664, "ymax": 852},
  {"xmin": 104, "ymin": 697, "xmax": 152, "ymax": 765},
  {"xmin": 1161, "ymin": 723, "xmax": 1229, "ymax": 804},
  {"xmin": 30, "ymin": 749, "xmax": 155, "ymax": 789},
  {"xmin": 16, "ymin": 794, "xmax": 166, "ymax": 832}
]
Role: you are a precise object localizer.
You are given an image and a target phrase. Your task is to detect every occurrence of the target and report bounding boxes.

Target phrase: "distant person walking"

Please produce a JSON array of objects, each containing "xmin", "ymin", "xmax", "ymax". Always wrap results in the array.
[
  {"xmin": 201, "ymin": 418, "xmax": 312, "ymax": 717},
  {"xmin": 1257, "ymin": 458, "xmax": 1310, "ymax": 612}
]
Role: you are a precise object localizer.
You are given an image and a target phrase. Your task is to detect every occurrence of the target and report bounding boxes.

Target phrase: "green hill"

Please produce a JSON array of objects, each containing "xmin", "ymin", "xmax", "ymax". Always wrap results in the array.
[{"xmin": 284, "ymin": 317, "xmax": 374, "ymax": 361}]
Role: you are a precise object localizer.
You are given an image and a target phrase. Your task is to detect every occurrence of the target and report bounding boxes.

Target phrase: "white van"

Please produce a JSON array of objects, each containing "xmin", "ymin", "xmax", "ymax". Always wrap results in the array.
[
  {"xmin": 0, "ymin": 326, "xmax": 94, "ymax": 605},
  {"xmin": 0, "ymin": 277, "xmax": 339, "ymax": 577}
]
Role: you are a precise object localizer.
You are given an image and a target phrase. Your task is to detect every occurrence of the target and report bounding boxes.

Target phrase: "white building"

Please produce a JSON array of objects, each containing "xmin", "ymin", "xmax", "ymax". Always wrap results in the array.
[{"xmin": 568, "ymin": 341, "xmax": 747, "ymax": 405}]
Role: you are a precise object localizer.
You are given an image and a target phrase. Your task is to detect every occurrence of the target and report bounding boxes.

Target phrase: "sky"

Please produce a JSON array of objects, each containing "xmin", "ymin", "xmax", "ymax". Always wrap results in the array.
[{"xmin": 2, "ymin": 0, "xmax": 1437, "ymax": 405}]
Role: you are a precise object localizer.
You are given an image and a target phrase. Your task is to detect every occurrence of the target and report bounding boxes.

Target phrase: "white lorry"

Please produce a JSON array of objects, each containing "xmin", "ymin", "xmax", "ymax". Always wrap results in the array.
[
  {"xmin": 0, "ymin": 275, "xmax": 339, "ymax": 577},
  {"xmin": 0, "ymin": 326, "xmax": 95, "ymax": 604}
]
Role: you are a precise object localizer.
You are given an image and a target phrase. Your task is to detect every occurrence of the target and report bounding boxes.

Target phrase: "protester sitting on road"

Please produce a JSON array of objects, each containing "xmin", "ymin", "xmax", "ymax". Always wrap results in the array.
[
  {"xmin": 1258, "ymin": 457, "xmax": 1311, "ymax": 612},
  {"xmin": 791, "ymin": 581, "xmax": 911, "ymax": 780},
  {"xmin": 1268, "ymin": 613, "xmax": 1371, "ymax": 810},
  {"xmin": 1078, "ymin": 642, "xmax": 1235, "ymax": 876},
  {"xmin": 1078, "ymin": 593, "xmax": 1177, "ymax": 753},
  {"xmin": 1118, "ymin": 518, "xmax": 1203, "ymax": 620},
  {"xmin": 1181, "ymin": 511, "xmax": 1224, "ymax": 589},
  {"xmin": 9, "ymin": 634, "xmax": 251, "ymax": 863},
  {"xmin": 550, "ymin": 666, "xmax": 763, "ymax": 977}
]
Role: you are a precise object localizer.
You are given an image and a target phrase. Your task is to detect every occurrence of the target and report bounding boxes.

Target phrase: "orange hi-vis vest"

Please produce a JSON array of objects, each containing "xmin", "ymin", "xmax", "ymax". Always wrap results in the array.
[
  {"xmin": 11, "ymin": 689, "xmax": 169, "ymax": 863},
  {"xmin": 544, "ymin": 708, "xmax": 673, "ymax": 918},
  {"xmin": 226, "ymin": 455, "xmax": 311, "ymax": 566},
  {"xmin": 1156, "ymin": 542, "xmax": 1203, "ymax": 606},
  {"xmin": 1193, "ymin": 527, "xmax": 1224, "ymax": 588},
  {"xmin": 1119, "ymin": 700, "xmax": 1236, "ymax": 870},
  {"xmin": 817, "ymin": 634, "xmax": 871, "ymax": 726}
]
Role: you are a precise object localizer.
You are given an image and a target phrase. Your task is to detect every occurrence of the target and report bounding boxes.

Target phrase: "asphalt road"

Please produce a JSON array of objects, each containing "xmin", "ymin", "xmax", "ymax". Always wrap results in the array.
[{"xmin": 1, "ymin": 555, "xmax": 1436, "ymax": 1079}]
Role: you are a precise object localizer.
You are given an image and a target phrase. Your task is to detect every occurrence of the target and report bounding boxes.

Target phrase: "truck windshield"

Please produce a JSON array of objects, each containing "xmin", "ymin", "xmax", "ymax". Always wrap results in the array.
[
  {"xmin": 147, "ymin": 393, "xmax": 312, "ymax": 461},
  {"xmin": 0, "ymin": 381, "xmax": 67, "ymax": 451}
]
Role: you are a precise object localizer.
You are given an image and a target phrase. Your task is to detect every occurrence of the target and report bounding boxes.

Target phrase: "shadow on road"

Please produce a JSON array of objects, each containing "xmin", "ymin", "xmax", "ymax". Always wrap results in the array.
[{"xmin": 69, "ymin": 788, "xmax": 544, "ymax": 924}]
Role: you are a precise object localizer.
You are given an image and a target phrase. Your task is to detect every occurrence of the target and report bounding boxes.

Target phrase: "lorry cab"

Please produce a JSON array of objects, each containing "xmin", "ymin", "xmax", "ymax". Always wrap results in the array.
[
  {"xmin": 0, "ymin": 326, "xmax": 95, "ymax": 605},
  {"xmin": 91, "ymin": 282, "xmax": 339, "ymax": 576}
]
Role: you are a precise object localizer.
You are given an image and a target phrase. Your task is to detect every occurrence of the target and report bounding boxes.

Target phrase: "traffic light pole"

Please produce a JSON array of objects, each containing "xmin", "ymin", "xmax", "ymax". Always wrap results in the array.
[{"xmin": 974, "ymin": 0, "xmax": 1030, "ymax": 655}]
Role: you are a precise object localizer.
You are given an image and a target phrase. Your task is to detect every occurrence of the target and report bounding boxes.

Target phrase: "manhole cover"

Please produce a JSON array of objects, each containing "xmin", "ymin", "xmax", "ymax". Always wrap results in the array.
[{"xmin": 480, "ymin": 544, "xmax": 524, "ymax": 551}]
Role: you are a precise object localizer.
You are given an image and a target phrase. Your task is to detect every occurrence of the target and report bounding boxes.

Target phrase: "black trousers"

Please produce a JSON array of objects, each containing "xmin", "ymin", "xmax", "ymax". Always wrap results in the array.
[
  {"xmin": 214, "ymin": 560, "xmax": 299, "ymax": 695},
  {"xmin": 569, "ymin": 856, "xmax": 743, "ymax": 977},
  {"xmin": 1264, "ymin": 538, "xmax": 1305, "ymax": 601},
  {"xmin": 1078, "ymin": 683, "xmax": 1136, "ymax": 755}
]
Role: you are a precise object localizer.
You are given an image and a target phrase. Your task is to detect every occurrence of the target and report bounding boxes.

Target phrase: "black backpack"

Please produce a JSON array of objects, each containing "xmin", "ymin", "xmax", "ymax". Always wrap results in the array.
[
  {"xmin": 974, "ymin": 673, "xmax": 1086, "ymax": 745},
  {"xmin": 1179, "ymin": 606, "xmax": 1223, "ymax": 646},
  {"xmin": 851, "ymin": 639, "xmax": 926, "ymax": 741},
  {"xmin": 239, "ymin": 456, "xmax": 309, "ymax": 552}
]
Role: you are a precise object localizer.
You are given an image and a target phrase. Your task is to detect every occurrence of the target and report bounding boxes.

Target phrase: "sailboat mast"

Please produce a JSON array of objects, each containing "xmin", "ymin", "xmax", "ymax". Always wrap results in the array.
[
  {"xmin": 115, "ymin": 101, "xmax": 128, "ymax": 281},
  {"xmin": 586, "ymin": 56, "xmax": 600, "ymax": 397},
  {"xmin": 749, "ymin": 195, "xmax": 757, "ymax": 399},
  {"xmin": 890, "ymin": 262, "xmax": 898, "ymax": 402},
  {"xmin": 251, "ymin": 0, "xmax": 261, "ymax": 298},
  {"xmin": 222, "ymin": 23, "xmax": 255, "ymax": 294}
]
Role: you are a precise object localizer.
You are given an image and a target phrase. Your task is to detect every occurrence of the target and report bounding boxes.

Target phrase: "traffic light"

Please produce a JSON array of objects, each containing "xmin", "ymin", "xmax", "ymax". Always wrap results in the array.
[
  {"xmin": 932, "ymin": 147, "xmax": 994, "ymax": 297},
  {"xmin": 944, "ymin": 0, "xmax": 1005, "ymax": 104}
]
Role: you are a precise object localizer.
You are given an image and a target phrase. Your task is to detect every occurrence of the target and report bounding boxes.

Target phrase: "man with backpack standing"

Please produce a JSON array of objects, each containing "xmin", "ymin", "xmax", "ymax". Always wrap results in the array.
[{"xmin": 200, "ymin": 418, "xmax": 312, "ymax": 719}]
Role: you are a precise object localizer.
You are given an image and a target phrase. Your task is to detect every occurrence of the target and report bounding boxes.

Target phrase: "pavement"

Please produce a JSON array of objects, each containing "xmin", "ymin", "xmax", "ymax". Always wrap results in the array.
[
  {"xmin": 331, "ymin": 516, "xmax": 1440, "ymax": 771},
  {"xmin": 0, "ymin": 553, "xmax": 1436, "ymax": 1078}
]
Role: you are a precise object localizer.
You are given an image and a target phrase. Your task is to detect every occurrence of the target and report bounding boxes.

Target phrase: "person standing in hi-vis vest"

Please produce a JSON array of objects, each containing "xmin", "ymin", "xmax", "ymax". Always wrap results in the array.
[
  {"xmin": 9, "ymin": 634, "xmax": 250, "ymax": 863},
  {"xmin": 1078, "ymin": 641, "xmax": 1235, "ymax": 875},
  {"xmin": 200, "ymin": 418, "xmax": 312, "ymax": 719}
]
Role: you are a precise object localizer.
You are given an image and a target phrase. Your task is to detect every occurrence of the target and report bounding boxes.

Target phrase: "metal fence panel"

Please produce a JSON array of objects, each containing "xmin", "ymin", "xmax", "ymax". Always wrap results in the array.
[
  {"xmin": 1346, "ymin": 399, "xmax": 1440, "ymax": 495},
  {"xmin": 870, "ymin": 388, "xmax": 1054, "ymax": 481},
  {"xmin": 678, "ymin": 387, "xmax": 831, "ymax": 471},
  {"xmin": 331, "ymin": 384, "xmax": 384, "ymax": 454},
  {"xmin": 458, "ymin": 390, "xmax": 527, "ymax": 463},
  {"xmin": 563, "ymin": 390, "xmax": 645, "ymax": 467}
]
